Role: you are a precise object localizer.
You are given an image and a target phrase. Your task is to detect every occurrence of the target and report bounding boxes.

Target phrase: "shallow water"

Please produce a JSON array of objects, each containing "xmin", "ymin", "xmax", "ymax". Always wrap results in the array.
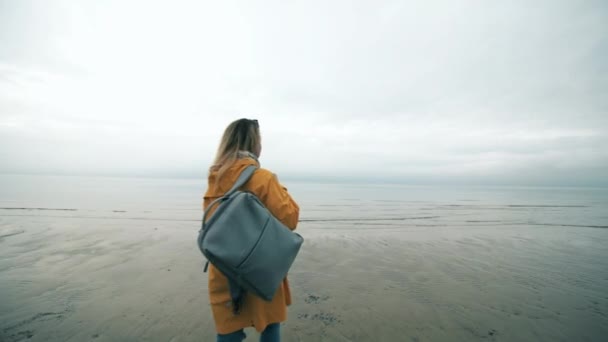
[{"xmin": 1, "ymin": 175, "xmax": 607, "ymax": 341}]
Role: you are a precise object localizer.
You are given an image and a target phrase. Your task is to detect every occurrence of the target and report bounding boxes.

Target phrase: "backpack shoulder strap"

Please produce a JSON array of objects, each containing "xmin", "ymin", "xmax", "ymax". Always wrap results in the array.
[
  {"xmin": 201, "ymin": 165, "xmax": 258, "ymax": 227},
  {"xmin": 224, "ymin": 164, "xmax": 258, "ymax": 197}
]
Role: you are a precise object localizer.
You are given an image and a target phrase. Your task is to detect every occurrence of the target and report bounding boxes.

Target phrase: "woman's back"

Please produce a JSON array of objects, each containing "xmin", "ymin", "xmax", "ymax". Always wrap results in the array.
[
  {"xmin": 204, "ymin": 158, "xmax": 299, "ymax": 230},
  {"xmin": 203, "ymin": 157, "xmax": 299, "ymax": 335}
]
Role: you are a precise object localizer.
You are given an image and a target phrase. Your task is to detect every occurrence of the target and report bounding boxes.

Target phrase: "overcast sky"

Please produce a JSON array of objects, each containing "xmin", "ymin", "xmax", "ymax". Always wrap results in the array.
[{"xmin": 1, "ymin": 0, "xmax": 606, "ymax": 186}]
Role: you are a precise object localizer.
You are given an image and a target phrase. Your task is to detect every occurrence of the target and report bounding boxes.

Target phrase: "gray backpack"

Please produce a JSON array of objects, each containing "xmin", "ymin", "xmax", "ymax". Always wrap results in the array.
[{"xmin": 197, "ymin": 165, "xmax": 303, "ymax": 307}]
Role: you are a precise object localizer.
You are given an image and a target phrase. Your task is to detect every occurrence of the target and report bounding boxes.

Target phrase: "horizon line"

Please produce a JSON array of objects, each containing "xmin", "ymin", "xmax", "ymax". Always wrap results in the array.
[{"xmin": 1, "ymin": 171, "xmax": 607, "ymax": 189}]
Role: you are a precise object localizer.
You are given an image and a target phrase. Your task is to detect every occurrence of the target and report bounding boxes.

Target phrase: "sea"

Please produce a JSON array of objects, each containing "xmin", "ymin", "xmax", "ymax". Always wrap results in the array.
[{"xmin": 0, "ymin": 174, "xmax": 607, "ymax": 230}]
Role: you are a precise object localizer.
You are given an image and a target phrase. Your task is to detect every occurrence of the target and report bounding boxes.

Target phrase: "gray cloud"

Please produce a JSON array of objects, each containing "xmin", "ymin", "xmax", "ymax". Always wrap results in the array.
[{"xmin": 0, "ymin": 0, "xmax": 607, "ymax": 186}]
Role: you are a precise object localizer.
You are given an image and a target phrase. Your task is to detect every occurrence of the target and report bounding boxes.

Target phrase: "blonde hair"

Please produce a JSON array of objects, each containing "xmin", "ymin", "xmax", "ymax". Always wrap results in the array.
[{"xmin": 210, "ymin": 118, "xmax": 261, "ymax": 180}]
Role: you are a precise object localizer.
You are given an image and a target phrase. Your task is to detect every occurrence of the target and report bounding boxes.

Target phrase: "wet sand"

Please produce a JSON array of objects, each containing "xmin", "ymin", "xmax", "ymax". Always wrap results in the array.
[{"xmin": 1, "ymin": 216, "xmax": 607, "ymax": 341}]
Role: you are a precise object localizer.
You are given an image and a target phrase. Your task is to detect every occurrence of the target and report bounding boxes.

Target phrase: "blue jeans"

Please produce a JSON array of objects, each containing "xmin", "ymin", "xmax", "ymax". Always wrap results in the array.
[{"xmin": 217, "ymin": 323, "xmax": 280, "ymax": 342}]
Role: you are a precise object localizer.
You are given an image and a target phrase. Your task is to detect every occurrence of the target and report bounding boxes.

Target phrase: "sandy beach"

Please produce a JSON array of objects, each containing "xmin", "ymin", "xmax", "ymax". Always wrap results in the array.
[{"xmin": 1, "ymin": 213, "xmax": 607, "ymax": 342}]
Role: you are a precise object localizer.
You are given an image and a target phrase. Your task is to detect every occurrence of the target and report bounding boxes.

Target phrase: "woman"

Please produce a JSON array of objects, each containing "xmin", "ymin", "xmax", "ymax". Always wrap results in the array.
[{"xmin": 203, "ymin": 118, "xmax": 300, "ymax": 342}]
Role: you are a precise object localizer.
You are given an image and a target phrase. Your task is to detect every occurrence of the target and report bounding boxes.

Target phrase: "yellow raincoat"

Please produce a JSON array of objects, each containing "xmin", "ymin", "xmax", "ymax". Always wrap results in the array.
[{"xmin": 203, "ymin": 157, "xmax": 300, "ymax": 334}]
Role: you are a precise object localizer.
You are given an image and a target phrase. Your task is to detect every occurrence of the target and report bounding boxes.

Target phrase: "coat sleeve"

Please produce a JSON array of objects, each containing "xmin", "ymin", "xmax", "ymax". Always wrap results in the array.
[{"xmin": 258, "ymin": 172, "xmax": 300, "ymax": 230}]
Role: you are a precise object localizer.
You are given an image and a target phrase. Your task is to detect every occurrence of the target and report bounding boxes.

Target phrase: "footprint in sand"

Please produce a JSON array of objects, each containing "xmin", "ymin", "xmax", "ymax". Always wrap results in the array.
[
  {"xmin": 297, "ymin": 312, "xmax": 341, "ymax": 326},
  {"xmin": 304, "ymin": 294, "xmax": 329, "ymax": 304}
]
